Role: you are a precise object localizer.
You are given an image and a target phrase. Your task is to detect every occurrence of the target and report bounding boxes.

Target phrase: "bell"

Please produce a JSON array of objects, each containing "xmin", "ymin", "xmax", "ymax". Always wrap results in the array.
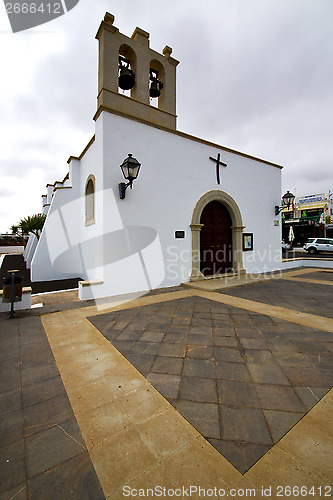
[
  {"xmin": 149, "ymin": 80, "xmax": 161, "ymax": 98},
  {"xmin": 119, "ymin": 67, "xmax": 135, "ymax": 90}
]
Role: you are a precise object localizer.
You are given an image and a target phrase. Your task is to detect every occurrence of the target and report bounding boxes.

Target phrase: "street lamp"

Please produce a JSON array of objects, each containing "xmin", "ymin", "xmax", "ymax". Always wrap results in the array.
[
  {"xmin": 118, "ymin": 154, "xmax": 141, "ymax": 200},
  {"xmin": 275, "ymin": 191, "xmax": 295, "ymax": 215}
]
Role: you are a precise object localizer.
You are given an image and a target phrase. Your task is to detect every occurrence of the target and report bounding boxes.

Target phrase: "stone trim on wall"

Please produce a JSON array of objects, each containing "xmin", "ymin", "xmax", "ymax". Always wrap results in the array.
[
  {"xmin": 85, "ymin": 174, "xmax": 96, "ymax": 227},
  {"xmin": 190, "ymin": 190, "xmax": 245, "ymax": 279}
]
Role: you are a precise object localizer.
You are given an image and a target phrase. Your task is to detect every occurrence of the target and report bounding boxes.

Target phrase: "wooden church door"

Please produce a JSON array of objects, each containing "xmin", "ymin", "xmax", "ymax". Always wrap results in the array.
[{"xmin": 200, "ymin": 201, "xmax": 233, "ymax": 276}]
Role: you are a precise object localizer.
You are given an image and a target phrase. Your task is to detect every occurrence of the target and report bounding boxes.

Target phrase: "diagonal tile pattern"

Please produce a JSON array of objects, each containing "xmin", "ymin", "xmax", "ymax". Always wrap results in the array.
[{"xmin": 88, "ymin": 294, "xmax": 333, "ymax": 474}]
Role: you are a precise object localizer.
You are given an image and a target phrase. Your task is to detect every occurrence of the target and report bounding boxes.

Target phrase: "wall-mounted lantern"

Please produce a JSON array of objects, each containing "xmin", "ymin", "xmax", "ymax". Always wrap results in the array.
[
  {"xmin": 118, "ymin": 154, "xmax": 141, "ymax": 199},
  {"xmin": 275, "ymin": 191, "xmax": 295, "ymax": 215}
]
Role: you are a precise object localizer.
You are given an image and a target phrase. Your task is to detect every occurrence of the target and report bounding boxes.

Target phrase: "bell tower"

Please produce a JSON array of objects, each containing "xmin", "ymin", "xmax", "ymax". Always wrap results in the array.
[{"xmin": 95, "ymin": 13, "xmax": 179, "ymax": 130}]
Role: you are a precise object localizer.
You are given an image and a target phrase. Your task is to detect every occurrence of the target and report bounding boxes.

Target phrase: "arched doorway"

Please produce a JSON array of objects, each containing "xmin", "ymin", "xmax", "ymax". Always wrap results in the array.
[
  {"xmin": 200, "ymin": 201, "xmax": 232, "ymax": 276},
  {"xmin": 190, "ymin": 190, "xmax": 245, "ymax": 280}
]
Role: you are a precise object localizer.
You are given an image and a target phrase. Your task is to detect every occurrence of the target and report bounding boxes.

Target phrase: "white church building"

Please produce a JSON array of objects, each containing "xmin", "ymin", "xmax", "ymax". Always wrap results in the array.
[{"xmin": 30, "ymin": 13, "xmax": 283, "ymax": 301}]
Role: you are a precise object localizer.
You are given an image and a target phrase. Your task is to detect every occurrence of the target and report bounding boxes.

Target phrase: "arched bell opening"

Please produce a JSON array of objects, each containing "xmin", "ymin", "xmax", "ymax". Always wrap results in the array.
[
  {"xmin": 149, "ymin": 59, "xmax": 165, "ymax": 109},
  {"xmin": 118, "ymin": 44, "xmax": 136, "ymax": 98}
]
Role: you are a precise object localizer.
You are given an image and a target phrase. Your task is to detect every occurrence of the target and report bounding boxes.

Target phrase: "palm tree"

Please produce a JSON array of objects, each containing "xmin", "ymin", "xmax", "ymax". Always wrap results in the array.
[
  {"xmin": 10, "ymin": 214, "xmax": 46, "ymax": 246},
  {"xmin": 10, "ymin": 223, "xmax": 25, "ymax": 246}
]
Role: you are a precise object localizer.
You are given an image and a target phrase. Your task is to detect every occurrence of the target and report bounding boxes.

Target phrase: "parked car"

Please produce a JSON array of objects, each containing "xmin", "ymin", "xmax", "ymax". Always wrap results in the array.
[
  {"xmin": 282, "ymin": 240, "xmax": 291, "ymax": 252},
  {"xmin": 303, "ymin": 238, "xmax": 333, "ymax": 254}
]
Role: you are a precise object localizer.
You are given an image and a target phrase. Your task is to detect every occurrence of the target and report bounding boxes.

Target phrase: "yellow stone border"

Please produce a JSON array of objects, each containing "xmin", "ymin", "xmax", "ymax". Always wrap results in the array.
[
  {"xmin": 280, "ymin": 267, "xmax": 333, "ymax": 287},
  {"xmin": 41, "ymin": 278, "xmax": 333, "ymax": 498}
]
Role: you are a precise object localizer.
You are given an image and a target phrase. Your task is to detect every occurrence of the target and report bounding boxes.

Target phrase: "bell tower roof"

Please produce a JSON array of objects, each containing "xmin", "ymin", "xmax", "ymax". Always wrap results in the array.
[{"xmin": 95, "ymin": 13, "xmax": 179, "ymax": 130}]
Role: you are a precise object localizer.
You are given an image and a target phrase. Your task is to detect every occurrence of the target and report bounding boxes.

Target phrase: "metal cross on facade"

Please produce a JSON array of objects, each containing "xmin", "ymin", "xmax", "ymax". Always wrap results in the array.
[{"xmin": 209, "ymin": 153, "xmax": 227, "ymax": 185}]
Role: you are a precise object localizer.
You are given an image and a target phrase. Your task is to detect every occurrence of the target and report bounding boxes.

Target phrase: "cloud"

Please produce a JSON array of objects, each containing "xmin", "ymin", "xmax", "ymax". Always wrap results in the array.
[{"xmin": 0, "ymin": 187, "xmax": 15, "ymax": 197}]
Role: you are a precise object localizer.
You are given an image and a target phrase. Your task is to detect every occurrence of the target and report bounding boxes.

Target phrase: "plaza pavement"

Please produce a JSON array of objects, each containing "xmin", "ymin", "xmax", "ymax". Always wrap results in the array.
[{"xmin": 0, "ymin": 268, "xmax": 332, "ymax": 499}]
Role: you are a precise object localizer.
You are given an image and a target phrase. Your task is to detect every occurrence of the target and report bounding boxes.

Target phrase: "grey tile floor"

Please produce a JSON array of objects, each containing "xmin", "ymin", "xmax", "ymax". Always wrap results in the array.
[
  {"xmin": 89, "ymin": 292, "xmax": 333, "ymax": 474},
  {"xmin": 223, "ymin": 277, "xmax": 333, "ymax": 318},
  {"xmin": 0, "ymin": 314, "xmax": 104, "ymax": 499},
  {"xmin": 1, "ymin": 273, "xmax": 332, "ymax": 495}
]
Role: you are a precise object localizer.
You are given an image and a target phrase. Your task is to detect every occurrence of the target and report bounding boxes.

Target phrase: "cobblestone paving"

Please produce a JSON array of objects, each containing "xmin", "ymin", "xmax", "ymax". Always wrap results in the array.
[{"xmin": 88, "ymin": 293, "xmax": 333, "ymax": 474}]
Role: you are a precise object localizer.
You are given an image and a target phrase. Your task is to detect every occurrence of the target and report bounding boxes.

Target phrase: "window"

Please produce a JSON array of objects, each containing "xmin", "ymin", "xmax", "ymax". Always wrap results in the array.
[{"xmin": 85, "ymin": 175, "xmax": 95, "ymax": 226}]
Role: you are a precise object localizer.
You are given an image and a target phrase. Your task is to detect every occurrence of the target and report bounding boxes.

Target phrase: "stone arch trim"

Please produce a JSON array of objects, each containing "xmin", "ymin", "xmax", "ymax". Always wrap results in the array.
[
  {"xmin": 190, "ymin": 190, "xmax": 245, "ymax": 280},
  {"xmin": 119, "ymin": 44, "xmax": 136, "ymax": 65},
  {"xmin": 85, "ymin": 174, "xmax": 95, "ymax": 227}
]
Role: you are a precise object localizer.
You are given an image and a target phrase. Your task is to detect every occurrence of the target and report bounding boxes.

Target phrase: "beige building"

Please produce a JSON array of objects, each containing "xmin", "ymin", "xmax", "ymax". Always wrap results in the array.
[{"xmin": 282, "ymin": 193, "xmax": 333, "ymax": 244}]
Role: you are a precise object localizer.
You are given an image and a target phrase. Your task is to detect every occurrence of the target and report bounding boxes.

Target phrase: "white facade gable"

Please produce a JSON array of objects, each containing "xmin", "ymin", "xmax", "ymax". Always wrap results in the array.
[{"xmin": 31, "ymin": 13, "xmax": 282, "ymax": 301}]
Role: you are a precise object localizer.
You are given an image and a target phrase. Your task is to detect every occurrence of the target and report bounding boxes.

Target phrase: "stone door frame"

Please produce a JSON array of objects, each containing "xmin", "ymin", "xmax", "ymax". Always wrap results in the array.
[{"xmin": 190, "ymin": 190, "xmax": 245, "ymax": 280}]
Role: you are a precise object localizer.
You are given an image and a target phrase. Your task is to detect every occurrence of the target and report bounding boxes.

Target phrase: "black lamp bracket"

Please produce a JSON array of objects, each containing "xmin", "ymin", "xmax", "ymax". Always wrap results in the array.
[
  {"xmin": 275, "ymin": 203, "xmax": 293, "ymax": 216},
  {"xmin": 118, "ymin": 180, "xmax": 133, "ymax": 200},
  {"xmin": 275, "ymin": 191, "xmax": 295, "ymax": 216}
]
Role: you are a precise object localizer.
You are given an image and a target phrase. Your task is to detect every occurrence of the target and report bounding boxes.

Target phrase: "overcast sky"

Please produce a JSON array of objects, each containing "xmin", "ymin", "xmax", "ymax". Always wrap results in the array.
[{"xmin": 1, "ymin": 0, "xmax": 332, "ymax": 232}]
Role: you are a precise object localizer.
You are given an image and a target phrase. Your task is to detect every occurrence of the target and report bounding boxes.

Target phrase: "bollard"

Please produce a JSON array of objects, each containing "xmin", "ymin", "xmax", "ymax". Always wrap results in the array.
[{"xmin": 2, "ymin": 270, "xmax": 23, "ymax": 319}]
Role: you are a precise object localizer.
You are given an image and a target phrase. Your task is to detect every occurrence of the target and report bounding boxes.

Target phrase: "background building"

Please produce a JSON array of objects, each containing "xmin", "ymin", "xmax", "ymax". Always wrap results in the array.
[{"xmin": 282, "ymin": 193, "xmax": 333, "ymax": 245}]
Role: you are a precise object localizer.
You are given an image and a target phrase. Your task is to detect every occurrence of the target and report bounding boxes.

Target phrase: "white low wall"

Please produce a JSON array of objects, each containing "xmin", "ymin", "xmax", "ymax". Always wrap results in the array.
[
  {"xmin": 0, "ymin": 246, "xmax": 24, "ymax": 254},
  {"xmin": 281, "ymin": 258, "xmax": 333, "ymax": 271},
  {"xmin": 0, "ymin": 287, "xmax": 32, "ymax": 312},
  {"xmin": 78, "ymin": 279, "xmax": 104, "ymax": 300},
  {"xmin": 24, "ymin": 234, "xmax": 38, "ymax": 269}
]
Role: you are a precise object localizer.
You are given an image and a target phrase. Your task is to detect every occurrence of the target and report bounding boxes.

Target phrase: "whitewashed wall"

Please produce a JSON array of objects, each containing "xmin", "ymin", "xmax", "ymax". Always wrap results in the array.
[
  {"xmin": 31, "ymin": 167, "xmax": 82, "ymax": 281},
  {"xmin": 31, "ymin": 110, "xmax": 282, "ymax": 297},
  {"xmin": 99, "ymin": 112, "xmax": 281, "ymax": 294}
]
